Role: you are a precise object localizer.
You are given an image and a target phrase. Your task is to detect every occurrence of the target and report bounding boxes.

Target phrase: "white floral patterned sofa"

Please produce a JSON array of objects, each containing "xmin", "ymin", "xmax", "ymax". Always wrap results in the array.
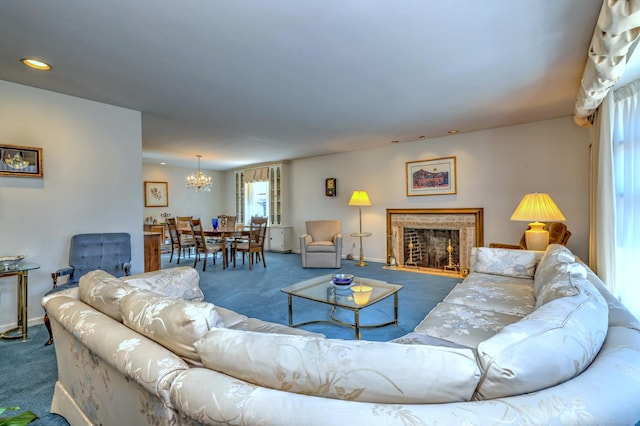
[{"xmin": 43, "ymin": 245, "xmax": 640, "ymax": 425}]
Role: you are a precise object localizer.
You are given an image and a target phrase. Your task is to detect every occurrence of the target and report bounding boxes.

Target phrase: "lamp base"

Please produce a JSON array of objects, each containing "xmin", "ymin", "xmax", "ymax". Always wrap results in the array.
[
  {"xmin": 355, "ymin": 259, "xmax": 368, "ymax": 267},
  {"xmin": 524, "ymin": 222, "xmax": 549, "ymax": 251}
]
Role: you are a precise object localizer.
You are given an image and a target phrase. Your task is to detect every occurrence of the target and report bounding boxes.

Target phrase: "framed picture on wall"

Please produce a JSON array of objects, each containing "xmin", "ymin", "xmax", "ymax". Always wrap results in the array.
[
  {"xmin": 325, "ymin": 178, "xmax": 337, "ymax": 196},
  {"xmin": 144, "ymin": 181, "xmax": 169, "ymax": 207},
  {"xmin": 406, "ymin": 156, "xmax": 457, "ymax": 196},
  {"xmin": 0, "ymin": 144, "xmax": 43, "ymax": 178}
]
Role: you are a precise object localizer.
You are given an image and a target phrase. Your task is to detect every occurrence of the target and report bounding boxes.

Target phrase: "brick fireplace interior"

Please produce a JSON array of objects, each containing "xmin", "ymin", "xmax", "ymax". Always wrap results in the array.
[{"xmin": 386, "ymin": 208, "xmax": 484, "ymax": 275}]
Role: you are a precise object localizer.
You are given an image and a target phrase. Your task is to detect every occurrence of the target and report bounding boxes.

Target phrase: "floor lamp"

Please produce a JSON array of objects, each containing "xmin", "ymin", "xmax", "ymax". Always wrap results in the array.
[
  {"xmin": 510, "ymin": 193, "xmax": 566, "ymax": 251},
  {"xmin": 349, "ymin": 190, "xmax": 372, "ymax": 267}
]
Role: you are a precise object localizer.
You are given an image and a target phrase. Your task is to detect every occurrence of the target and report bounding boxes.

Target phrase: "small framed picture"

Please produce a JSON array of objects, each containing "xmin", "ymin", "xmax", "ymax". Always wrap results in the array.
[
  {"xmin": 145, "ymin": 181, "xmax": 169, "ymax": 207},
  {"xmin": 325, "ymin": 178, "xmax": 337, "ymax": 197},
  {"xmin": 0, "ymin": 144, "xmax": 43, "ymax": 178},
  {"xmin": 406, "ymin": 156, "xmax": 457, "ymax": 196}
]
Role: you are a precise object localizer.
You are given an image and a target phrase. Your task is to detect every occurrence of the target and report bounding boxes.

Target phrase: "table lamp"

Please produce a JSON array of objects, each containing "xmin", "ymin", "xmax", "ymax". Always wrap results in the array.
[
  {"xmin": 510, "ymin": 193, "xmax": 566, "ymax": 251},
  {"xmin": 349, "ymin": 190, "xmax": 371, "ymax": 266}
]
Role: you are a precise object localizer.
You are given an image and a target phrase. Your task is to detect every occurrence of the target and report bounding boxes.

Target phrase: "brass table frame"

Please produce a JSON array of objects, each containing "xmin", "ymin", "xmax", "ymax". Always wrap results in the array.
[
  {"xmin": 281, "ymin": 275, "xmax": 402, "ymax": 339},
  {"xmin": 1, "ymin": 262, "xmax": 40, "ymax": 341}
]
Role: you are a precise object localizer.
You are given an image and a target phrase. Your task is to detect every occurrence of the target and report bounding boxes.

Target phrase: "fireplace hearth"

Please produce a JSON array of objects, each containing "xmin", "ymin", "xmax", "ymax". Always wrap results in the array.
[{"xmin": 386, "ymin": 208, "xmax": 483, "ymax": 275}]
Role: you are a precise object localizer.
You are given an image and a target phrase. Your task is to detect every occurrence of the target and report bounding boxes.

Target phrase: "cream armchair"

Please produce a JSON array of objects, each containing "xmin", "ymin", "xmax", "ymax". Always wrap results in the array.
[{"xmin": 300, "ymin": 220, "xmax": 342, "ymax": 268}]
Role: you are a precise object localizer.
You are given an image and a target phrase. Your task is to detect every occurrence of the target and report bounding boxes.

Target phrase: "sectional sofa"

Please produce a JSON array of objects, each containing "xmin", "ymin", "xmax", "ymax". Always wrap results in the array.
[{"xmin": 43, "ymin": 245, "xmax": 640, "ymax": 425}]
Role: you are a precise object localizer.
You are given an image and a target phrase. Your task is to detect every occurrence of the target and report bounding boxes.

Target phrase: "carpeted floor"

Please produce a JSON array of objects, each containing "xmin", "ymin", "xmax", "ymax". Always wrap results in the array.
[{"xmin": 0, "ymin": 251, "xmax": 461, "ymax": 425}]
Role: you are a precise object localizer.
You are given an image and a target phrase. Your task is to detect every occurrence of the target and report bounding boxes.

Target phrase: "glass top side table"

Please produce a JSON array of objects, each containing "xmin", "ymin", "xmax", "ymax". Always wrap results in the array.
[{"xmin": 0, "ymin": 262, "xmax": 40, "ymax": 341}]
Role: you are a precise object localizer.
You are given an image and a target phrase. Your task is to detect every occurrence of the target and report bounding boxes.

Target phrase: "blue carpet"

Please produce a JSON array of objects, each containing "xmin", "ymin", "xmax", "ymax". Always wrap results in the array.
[{"xmin": 0, "ymin": 252, "xmax": 460, "ymax": 425}]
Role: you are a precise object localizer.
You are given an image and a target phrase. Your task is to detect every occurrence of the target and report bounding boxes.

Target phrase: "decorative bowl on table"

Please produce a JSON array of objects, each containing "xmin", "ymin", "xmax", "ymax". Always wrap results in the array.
[
  {"xmin": 331, "ymin": 274, "xmax": 354, "ymax": 289},
  {"xmin": 0, "ymin": 255, "xmax": 26, "ymax": 271}
]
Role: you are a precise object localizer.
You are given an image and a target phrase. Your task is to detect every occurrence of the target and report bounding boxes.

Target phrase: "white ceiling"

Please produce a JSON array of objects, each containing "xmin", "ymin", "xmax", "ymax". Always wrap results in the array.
[{"xmin": 1, "ymin": 0, "xmax": 637, "ymax": 171}]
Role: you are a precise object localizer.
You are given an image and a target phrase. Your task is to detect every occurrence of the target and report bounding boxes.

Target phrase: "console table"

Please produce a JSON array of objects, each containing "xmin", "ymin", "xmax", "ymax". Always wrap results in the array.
[
  {"xmin": 1, "ymin": 262, "xmax": 40, "ymax": 341},
  {"xmin": 144, "ymin": 231, "xmax": 162, "ymax": 272}
]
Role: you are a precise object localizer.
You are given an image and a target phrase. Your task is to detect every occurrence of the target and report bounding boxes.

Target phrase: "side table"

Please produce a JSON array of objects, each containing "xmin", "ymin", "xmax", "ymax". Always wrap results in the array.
[
  {"xmin": 350, "ymin": 232, "xmax": 372, "ymax": 266},
  {"xmin": 1, "ymin": 262, "xmax": 40, "ymax": 341}
]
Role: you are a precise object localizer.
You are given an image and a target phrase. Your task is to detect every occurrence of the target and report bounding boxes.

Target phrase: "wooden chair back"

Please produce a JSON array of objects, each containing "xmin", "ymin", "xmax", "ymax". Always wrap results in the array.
[{"xmin": 217, "ymin": 215, "xmax": 237, "ymax": 232}]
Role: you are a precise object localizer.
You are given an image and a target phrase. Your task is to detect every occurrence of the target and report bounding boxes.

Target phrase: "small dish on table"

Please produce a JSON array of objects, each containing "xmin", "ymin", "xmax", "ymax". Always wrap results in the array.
[{"xmin": 0, "ymin": 255, "xmax": 26, "ymax": 271}]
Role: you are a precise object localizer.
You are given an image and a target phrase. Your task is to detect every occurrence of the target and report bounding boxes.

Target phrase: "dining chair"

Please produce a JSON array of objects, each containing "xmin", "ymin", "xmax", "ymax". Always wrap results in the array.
[
  {"xmin": 166, "ymin": 218, "xmax": 190, "ymax": 263},
  {"xmin": 214, "ymin": 215, "xmax": 238, "ymax": 262},
  {"xmin": 190, "ymin": 218, "xmax": 225, "ymax": 271},
  {"xmin": 234, "ymin": 216, "xmax": 268, "ymax": 270},
  {"xmin": 175, "ymin": 216, "xmax": 196, "ymax": 259},
  {"xmin": 217, "ymin": 214, "xmax": 237, "ymax": 232}
]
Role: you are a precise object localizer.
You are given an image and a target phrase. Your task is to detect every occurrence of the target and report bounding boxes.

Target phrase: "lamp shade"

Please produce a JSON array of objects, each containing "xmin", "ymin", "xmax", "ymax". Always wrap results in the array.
[
  {"xmin": 348, "ymin": 190, "xmax": 371, "ymax": 206},
  {"xmin": 510, "ymin": 193, "xmax": 565, "ymax": 222}
]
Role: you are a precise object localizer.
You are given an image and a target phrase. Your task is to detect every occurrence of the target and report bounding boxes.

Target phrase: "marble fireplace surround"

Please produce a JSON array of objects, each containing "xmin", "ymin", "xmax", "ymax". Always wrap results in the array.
[{"xmin": 386, "ymin": 208, "xmax": 484, "ymax": 274}]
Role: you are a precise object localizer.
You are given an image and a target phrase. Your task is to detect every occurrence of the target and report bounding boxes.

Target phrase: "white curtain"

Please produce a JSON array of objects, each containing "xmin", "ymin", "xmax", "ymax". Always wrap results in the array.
[
  {"xmin": 611, "ymin": 79, "xmax": 640, "ymax": 318},
  {"xmin": 590, "ymin": 95, "xmax": 618, "ymax": 291}
]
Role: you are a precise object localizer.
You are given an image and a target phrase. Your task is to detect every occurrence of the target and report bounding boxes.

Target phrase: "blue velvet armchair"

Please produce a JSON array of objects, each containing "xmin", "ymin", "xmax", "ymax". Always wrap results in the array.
[{"xmin": 44, "ymin": 233, "xmax": 132, "ymax": 345}]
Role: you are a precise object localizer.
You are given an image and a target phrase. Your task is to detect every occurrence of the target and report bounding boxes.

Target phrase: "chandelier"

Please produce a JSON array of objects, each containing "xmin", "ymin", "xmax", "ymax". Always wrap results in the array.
[{"xmin": 186, "ymin": 155, "xmax": 212, "ymax": 192}]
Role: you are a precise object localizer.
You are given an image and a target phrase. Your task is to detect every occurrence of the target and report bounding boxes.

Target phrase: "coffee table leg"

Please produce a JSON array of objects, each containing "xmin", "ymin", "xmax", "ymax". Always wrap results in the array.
[
  {"xmin": 287, "ymin": 294, "xmax": 293, "ymax": 327},
  {"xmin": 393, "ymin": 292, "xmax": 398, "ymax": 327},
  {"xmin": 354, "ymin": 310, "xmax": 361, "ymax": 340}
]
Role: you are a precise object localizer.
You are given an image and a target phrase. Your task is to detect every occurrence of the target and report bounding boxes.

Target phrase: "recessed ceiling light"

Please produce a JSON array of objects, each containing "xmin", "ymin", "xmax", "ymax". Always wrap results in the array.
[
  {"xmin": 20, "ymin": 58, "xmax": 52, "ymax": 71},
  {"xmin": 418, "ymin": 135, "xmax": 426, "ymax": 139},
  {"xmin": 390, "ymin": 140, "xmax": 400, "ymax": 144},
  {"xmin": 448, "ymin": 129, "xmax": 459, "ymax": 135}
]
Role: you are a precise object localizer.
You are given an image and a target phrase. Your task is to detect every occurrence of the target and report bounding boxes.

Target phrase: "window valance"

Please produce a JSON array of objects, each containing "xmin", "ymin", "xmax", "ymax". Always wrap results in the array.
[
  {"xmin": 243, "ymin": 166, "xmax": 270, "ymax": 183},
  {"xmin": 574, "ymin": 0, "xmax": 640, "ymax": 127}
]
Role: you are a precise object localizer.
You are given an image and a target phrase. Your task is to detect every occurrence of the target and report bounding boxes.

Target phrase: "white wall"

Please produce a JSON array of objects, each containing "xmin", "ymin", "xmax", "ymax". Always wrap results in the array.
[
  {"xmin": 0, "ymin": 80, "xmax": 143, "ymax": 331},
  {"xmin": 143, "ymin": 163, "xmax": 226, "ymax": 224},
  {"xmin": 225, "ymin": 116, "xmax": 590, "ymax": 262}
]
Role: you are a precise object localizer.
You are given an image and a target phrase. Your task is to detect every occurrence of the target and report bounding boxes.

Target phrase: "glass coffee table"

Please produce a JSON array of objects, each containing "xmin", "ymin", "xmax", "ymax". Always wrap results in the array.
[{"xmin": 281, "ymin": 275, "xmax": 403, "ymax": 339}]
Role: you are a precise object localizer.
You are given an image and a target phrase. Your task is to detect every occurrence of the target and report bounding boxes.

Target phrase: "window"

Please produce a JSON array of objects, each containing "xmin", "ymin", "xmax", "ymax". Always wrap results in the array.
[{"xmin": 245, "ymin": 181, "xmax": 269, "ymax": 223}]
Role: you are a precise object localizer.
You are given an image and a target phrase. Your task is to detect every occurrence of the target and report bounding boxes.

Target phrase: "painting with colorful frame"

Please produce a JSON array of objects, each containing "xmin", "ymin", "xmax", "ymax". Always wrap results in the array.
[{"xmin": 406, "ymin": 156, "xmax": 456, "ymax": 196}]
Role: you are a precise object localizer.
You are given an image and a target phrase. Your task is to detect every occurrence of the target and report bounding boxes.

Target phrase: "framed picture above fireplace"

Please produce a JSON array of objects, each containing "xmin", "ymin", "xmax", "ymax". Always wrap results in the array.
[{"xmin": 406, "ymin": 156, "xmax": 456, "ymax": 196}]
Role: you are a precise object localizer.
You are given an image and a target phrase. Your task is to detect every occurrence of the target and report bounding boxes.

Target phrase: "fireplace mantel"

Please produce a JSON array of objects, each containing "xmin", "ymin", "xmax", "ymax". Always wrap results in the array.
[{"xmin": 386, "ymin": 208, "xmax": 484, "ymax": 274}]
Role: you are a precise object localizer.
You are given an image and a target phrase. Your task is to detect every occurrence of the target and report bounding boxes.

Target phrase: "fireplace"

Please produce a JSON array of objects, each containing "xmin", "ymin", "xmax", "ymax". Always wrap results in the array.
[{"xmin": 386, "ymin": 208, "xmax": 484, "ymax": 274}]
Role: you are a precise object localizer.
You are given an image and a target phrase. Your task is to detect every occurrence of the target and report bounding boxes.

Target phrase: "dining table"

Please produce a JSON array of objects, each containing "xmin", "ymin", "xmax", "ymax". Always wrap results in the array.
[{"xmin": 180, "ymin": 227, "xmax": 252, "ymax": 268}]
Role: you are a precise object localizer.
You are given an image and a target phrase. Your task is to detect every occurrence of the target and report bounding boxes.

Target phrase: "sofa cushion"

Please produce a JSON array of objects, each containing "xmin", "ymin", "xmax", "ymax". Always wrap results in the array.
[
  {"xmin": 414, "ymin": 301, "xmax": 524, "ymax": 348},
  {"xmin": 195, "ymin": 328, "xmax": 481, "ymax": 404},
  {"xmin": 79, "ymin": 270, "xmax": 137, "ymax": 321},
  {"xmin": 444, "ymin": 274, "xmax": 535, "ymax": 316},
  {"xmin": 229, "ymin": 317, "xmax": 325, "ymax": 337},
  {"xmin": 534, "ymin": 266, "xmax": 586, "ymax": 309},
  {"xmin": 534, "ymin": 244, "xmax": 576, "ymax": 290},
  {"xmin": 474, "ymin": 247, "xmax": 539, "ymax": 278},
  {"xmin": 120, "ymin": 290, "xmax": 224, "ymax": 366},
  {"xmin": 306, "ymin": 241, "xmax": 338, "ymax": 252},
  {"xmin": 213, "ymin": 305, "xmax": 248, "ymax": 328},
  {"xmin": 390, "ymin": 332, "xmax": 473, "ymax": 349},
  {"xmin": 475, "ymin": 274, "xmax": 609, "ymax": 400},
  {"xmin": 122, "ymin": 266, "xmax": 204, "ymax": 302}
]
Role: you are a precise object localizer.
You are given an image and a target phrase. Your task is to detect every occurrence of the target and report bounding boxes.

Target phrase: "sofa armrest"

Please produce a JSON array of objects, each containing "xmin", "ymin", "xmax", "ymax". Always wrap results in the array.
[
  {"xmin": 46, "ymin": 296, "xmax": 190, "ymax": 405},
  {"xmin": 300, "ymin": 234, "xmax": 312, "ymax": 255},
  {"xmin": 334, "ymin": 234, "xmax": 343, "ymax": 253},
  {"xmin": 51, "ymin": 267, "xmax": 73, "ymax": 288}
]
